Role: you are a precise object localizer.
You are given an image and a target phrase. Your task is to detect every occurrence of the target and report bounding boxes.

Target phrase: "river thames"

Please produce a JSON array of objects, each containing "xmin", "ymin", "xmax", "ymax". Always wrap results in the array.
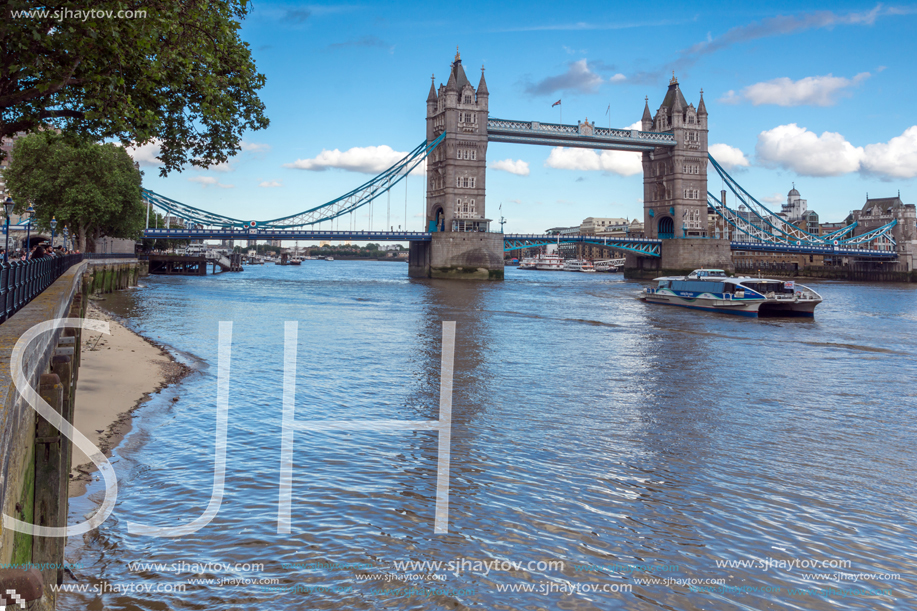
[{"xmin": 62, "ymin": 261, "xmax": 917, "ymax": 610}]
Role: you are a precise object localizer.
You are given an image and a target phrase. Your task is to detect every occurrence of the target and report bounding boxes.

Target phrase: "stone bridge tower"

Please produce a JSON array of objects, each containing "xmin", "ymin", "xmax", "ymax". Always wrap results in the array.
[
  {"xmin": 410, "ymin": 50, "xmax": 503, "ymax": 280},
  {"xmin": 641, "ymin": 74, "xmax": 709, "ymax": 239},
  {"xmin": 628, "ymin": 75, "xmax": 733, "ymax": 274},
  {"xmin": 425, "ymin": 49, "xmax": 490, "ymax": 233}
]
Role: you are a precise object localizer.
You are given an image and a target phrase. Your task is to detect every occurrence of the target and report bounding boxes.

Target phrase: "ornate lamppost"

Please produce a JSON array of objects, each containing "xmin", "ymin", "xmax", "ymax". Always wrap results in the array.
[
  {"xmin": 25, "ymin": 203, "xmax": 34, "ymax": 252},
  {"xmin": 50, "ymin": 216, "xmax": 58, "ymax": 249},
  {"xmin": 3, "ymin": 196, "xmax": 14, "ymax": 263},
  {"xmin": 63, "ymin": 227, "xmax": 70, "ymax": 252}
]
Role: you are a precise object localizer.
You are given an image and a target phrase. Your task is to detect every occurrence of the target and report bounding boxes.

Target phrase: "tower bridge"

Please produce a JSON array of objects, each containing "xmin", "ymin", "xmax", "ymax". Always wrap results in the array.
[{"xmin": 141, "ymin": 50, "xmax": 910, "ymax": 280}]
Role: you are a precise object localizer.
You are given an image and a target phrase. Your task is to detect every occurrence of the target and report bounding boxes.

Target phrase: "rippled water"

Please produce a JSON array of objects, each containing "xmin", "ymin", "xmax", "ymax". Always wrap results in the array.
[{"xmin": 62, "ymin": 262, "xmax": 917, "ymax": 610}]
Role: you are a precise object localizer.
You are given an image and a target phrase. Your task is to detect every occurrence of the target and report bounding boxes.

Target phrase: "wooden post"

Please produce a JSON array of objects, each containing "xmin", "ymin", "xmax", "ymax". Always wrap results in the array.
[
  {"xmin": 50, "ymin": 355, "xmax": 73, "ymax": 525},
  {"xmin": 33, "ymin": 373, "xmax": 64, "ymax": 586}
]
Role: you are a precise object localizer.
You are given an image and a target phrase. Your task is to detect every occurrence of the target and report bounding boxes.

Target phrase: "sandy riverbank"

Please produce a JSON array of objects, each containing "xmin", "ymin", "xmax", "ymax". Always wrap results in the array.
[{"xmin": 69, "ymin": 303, "xmax": 190, "ymax": 497}]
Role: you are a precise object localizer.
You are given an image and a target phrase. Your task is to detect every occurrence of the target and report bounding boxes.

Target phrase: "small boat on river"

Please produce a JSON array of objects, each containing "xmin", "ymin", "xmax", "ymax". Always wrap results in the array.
[{"xmin": 638, "ymin": 269, "xmax": 822, "ymax": 317}]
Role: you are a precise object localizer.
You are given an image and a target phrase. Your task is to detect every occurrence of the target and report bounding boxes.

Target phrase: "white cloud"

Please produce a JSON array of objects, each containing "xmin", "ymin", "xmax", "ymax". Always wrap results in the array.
[
  {"xmin": 762, "ymin": 193, "xmax": 784, "ymax": 205},
  {"xmin": 284, "ymin": 145, "xmax": 421, "ymax": 174},
  {"xmin": 721, "ymin": 73, "xmax": 869, "ymax": 107},
  {"xmin": 259, "ymin": 180, "xmax": 283, "ymax": 188},
  {"xmin": 241, "ymin": 141, "xmax": 271, "ymax": 153},
  {"xmin": 609, "ymin": 73, "xmax": 627, "ymax": 83},
  {"xmin": 188, "ymin": 176, "xmax": 235, "ymax": 188},
  {"xmin": 525, "ymin": 59, "xmax": 604, "ymax": 95},
  {"xmin": 490, "ymin": 159, "xmax": 530, "ymax": 176},
  {"xmin": 545, "ymin": 147, "xmax": 642, "ymax": 176},
  {"xmin": 709, "ymin": 143, "xmax": 750, "ymax": 169},
  {"xmin": 757, "ymin": 123, "xmax": 917, "ymax": 180},
  {"xmin": 125, "ymin": 139, "xmax": 162, "ymax": 167},
  {"xmin": 756, "ymin": 123, "xmax": 864, "ymax": 177},
  {"xmin": 544, "ymin": 121, "xmax": 643, "ymax": 175},
  {"xmin": 207, "ymin": 160, "xmax": 234, "ymax": 172},
  {"xmin": 861, "ymin": 126, "xmax": 917, "ymax": 179}
]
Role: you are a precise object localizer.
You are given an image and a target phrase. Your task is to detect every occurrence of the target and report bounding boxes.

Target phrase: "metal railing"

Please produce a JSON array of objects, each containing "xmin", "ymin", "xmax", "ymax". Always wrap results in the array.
[{"xmin": 0, "ymin": 254, "xmax": 85, "ymax": 324}]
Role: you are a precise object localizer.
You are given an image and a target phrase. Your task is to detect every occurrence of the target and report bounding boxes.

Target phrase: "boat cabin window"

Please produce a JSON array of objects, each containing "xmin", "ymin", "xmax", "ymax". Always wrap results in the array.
[
  {"xmin": 692, "ymin": 270, "xmax": 726, "ymax": 278},
  {"xmin": 671, "ymin": 280, "xmax": 726, "ymax": 293},
  {"xmin": 657, "ymin": 280, "xmax": 671, "ymax": 288},
  {"xmin": 741, "ymin": 281, "xmax": 794, "ymax": 295}
]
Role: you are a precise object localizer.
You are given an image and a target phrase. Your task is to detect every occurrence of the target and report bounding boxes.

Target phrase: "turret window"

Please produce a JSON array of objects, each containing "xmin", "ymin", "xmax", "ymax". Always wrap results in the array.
[{"xmin": 454, "ymin": 198, "xmax": 477, "ymax": 218}]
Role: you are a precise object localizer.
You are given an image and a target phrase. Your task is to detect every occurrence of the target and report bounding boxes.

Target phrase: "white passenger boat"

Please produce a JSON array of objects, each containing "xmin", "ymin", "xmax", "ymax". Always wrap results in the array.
[
  {"xmin": 535, "ymin": 253, "xmax": 564, "ymax": 271},
  {"xmin": 595, "ymin": 258, "xmax": 626, "ymax": 272},
  {"xmin": 638, "ymin": 269, "xmax": 822, "ymax": 317},
  {"xmin": 519, "ymin": 256, "xmax": 539, "ymax": 270},
  {"xmin": 562, "ymin": 259, "xmax": 596, "ymax": 272}
]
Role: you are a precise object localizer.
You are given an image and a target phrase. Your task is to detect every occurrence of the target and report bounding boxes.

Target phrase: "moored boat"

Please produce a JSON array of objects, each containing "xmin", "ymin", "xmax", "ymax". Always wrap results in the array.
[
  {"xmin": 563, "ymin": 259, "xmax": 596, "ymax": 272},
  {"xmin": 638, "ymin": 269, "xmax": 822, "ymax": 317},
  {"xmin": 534, "ymin": 253, "xmax": 564, "ymax": 271}
]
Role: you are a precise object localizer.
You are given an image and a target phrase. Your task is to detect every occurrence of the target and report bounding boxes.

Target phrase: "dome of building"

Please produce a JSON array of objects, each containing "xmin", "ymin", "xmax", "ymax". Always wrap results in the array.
[{"xmin": 788, "ymin": 186, "xmax": 800, "ymax": 197}]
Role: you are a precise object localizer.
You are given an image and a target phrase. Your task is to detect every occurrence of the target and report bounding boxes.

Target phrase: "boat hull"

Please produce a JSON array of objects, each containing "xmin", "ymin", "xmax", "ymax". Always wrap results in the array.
[{"xmin": 639, "ymin": 291, "xmax": 818, "ymax": 317}]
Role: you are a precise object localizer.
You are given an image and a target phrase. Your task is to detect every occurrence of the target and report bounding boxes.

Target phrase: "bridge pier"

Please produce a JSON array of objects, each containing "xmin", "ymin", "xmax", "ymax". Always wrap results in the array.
[
  {"xmin": 409, "ymin": 233, "xmax": 504, "ymax": 280},
  {"xmin": 625, "ymin": 238, "xmax": 734, "ymax": 279}
]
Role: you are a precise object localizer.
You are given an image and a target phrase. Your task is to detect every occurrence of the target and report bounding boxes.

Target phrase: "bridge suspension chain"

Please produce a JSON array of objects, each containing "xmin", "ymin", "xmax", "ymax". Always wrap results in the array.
[
  {"xmin": 708, "ymin": 154, "xmax": 897, "ymax": 249},
  {"xmin": 142, "ymin": 133, "xmax": 446, "ymax": 229}
]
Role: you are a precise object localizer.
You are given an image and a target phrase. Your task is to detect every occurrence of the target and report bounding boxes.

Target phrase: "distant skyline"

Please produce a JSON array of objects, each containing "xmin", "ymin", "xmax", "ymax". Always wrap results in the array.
[{"xmin": 130, "ymin": 1, "xmax": 917, "ymax": 233}]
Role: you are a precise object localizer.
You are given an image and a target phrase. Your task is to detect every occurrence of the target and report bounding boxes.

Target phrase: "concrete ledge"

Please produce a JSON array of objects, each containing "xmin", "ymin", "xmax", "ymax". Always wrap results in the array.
[{"xmin": 0, "ymin": 260, "xmax": 88, "ymax": 566}]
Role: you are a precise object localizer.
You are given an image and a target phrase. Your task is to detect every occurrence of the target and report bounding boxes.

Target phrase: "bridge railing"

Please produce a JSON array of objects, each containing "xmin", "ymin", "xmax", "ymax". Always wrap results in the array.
[{"xmin": 0, "ymin": 254, "xmax": 85, "ymax": 324}]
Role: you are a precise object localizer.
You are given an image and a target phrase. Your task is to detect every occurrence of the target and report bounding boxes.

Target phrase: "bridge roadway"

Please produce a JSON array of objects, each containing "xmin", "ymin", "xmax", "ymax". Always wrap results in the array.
[{"xmin": 141, "ymin": 229, "xmax": 897, "ymax": 259}]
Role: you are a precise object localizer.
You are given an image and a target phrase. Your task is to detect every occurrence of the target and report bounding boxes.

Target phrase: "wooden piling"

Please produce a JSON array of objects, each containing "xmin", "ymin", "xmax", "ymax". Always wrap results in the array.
[{"xmin": 33, "ymin": 373, "xmax": 64, "ymax": 587}]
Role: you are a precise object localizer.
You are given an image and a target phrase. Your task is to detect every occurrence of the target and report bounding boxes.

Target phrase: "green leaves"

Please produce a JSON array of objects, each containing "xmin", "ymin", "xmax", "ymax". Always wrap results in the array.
[
  {"xmin": 4, "ymin": 132, "xmax": 145, "ymax": 251},
  {"xmin": 1, "ymin": 0, "xmax": 268, "ymax": 175}
]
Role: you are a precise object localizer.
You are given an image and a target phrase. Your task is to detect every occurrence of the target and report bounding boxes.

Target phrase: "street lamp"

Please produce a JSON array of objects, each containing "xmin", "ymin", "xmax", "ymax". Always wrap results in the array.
[
  {"xmin": 50, "ymin": 216, "xmax": 58, "ymax": 249},
  {"xmin": 25, "ymin": 203, "xmax": 34, "ymax": 252},
  {"xmin": 63, "ymin": 227, "xmax": 69, "ymax": 251},
  {"xmin": 3, "ymin": 196, "xmax": 14, "ymax": 263}
]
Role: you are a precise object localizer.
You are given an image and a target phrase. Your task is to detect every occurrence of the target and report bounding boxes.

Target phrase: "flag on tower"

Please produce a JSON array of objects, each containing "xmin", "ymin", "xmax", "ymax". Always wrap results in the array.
[
  {"xmin": 552, "ymin": 99, "xmax": 561, "ymax": 107},
  {"xmin": 605, "ymin": 104, "xmax": 610, "ymax": 115}
]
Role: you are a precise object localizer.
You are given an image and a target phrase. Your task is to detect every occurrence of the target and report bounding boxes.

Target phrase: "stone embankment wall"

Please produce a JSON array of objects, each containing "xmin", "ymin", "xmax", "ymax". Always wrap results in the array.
[
  {"xmin": 85, "ymin": 258, "xmax": 148, "ymax": 294},
  {"xmin": 0, "ymin": 258, "xmax": 144, "ymax": 609}
]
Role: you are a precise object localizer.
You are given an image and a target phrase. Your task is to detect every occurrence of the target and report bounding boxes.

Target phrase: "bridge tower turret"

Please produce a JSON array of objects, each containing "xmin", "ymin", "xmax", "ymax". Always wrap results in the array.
[
  {"xmin": 425, "ymin": 49, "xmax": 489, "ymax": 234},
  {"xmin": 412, "ymin": 50, "xmax": 502, "ymax": 279},
  {"xmin": 641, "ymin": 75, "xmax": 709, "ymax": 240},
  {"xmin": 628, "ymin": 77, "xmax": 732, "ymax": 275}
]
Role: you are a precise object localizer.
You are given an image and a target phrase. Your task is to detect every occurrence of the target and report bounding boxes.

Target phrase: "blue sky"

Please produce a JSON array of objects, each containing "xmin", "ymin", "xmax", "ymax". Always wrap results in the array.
[{"xmin": 131, "ymin": 1, "xmax": 917, "ymax": 233}]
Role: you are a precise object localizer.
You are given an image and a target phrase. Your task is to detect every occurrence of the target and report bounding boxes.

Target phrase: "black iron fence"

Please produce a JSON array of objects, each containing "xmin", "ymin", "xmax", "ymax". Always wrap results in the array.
[{"xmin": 0, "ymin": 254, "xmax": 85, "ymax": 324}]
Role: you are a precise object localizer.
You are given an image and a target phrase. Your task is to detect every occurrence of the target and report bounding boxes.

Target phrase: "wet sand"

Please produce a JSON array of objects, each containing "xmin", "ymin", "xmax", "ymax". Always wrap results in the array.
[{"xmin": 69, "ymin": 303, "xmax": 190, "ymax": 497}]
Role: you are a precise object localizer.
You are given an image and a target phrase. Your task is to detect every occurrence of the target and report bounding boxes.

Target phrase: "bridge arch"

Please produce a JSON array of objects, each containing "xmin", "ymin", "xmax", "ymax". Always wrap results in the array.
[{"xmin": 658, "ymin": 217, "xmax": 675, "ymax": 240}]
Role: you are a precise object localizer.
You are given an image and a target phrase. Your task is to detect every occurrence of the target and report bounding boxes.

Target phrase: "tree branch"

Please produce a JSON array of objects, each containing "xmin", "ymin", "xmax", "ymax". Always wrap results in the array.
[{"xmin": 0, "ymin": 57, "xmax": 83, "ymax": 109}]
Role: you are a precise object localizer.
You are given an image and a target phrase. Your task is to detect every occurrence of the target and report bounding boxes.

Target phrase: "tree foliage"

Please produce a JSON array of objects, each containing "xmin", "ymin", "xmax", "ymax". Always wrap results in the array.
[
  {"xmin": 4, "ymin": 131, "xmax": 145, "ymax": 251},
  {"xmin": 1, "ymin": 0, "xmax": 268, "ymax": 175}
]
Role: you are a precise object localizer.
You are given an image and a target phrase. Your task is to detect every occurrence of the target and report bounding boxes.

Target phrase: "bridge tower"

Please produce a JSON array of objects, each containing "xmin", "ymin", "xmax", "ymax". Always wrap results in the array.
[
  {"xmin": 410, "ymin": 49, "xmax": 503, "ymax": 280},
  {"xmin": 629, "ymin": 75, "xmax": 732, "ymax": 274}
]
